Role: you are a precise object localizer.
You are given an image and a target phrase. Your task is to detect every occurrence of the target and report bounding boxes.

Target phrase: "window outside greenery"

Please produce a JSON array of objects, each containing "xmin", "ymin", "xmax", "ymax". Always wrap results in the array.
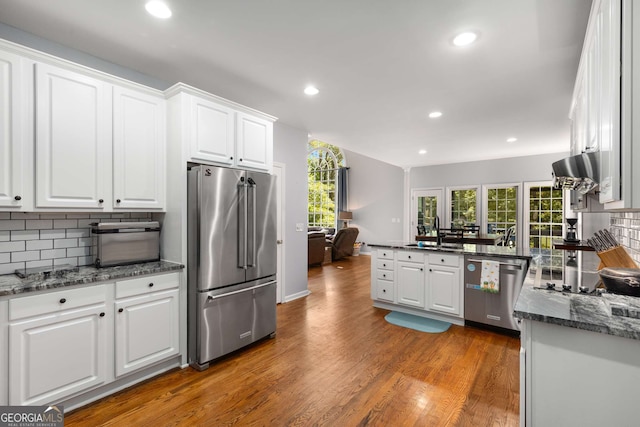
[
  {"xmin": 529, "ymin": 186, "xmax": 564, "ymax": 278},
  {"xmin": 487, "ymin": 186, "xmax": 518, "ymax": 246},
  {"xmin": 450, "ymin": 189, "xmax": 477, "ymax": 227},
  {"xmin": 307, "ymin": 140, "xmax": 345, "ymax": 228}
]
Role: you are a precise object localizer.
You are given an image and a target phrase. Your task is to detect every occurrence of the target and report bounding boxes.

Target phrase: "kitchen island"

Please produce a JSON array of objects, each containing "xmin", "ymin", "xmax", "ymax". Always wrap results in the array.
[
  {"xmin": 514, "ymin": 262, "xmax": 640, "ymax": 427},
  {"xmin": 368, "ymin": 242, "xmax": 530, "ymax": 327}
]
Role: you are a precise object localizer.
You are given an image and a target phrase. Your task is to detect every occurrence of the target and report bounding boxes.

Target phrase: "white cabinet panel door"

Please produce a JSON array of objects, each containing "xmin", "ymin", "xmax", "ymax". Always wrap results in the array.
[
  {"xmin": 0, "ymin": 51, "xmax": 29, "ymax": 209},
  {"xmin": 114, "ymin": 289, "xmax": 179, "ymax": 377},
  {"xmin": 428, "ymin": 265, "xmax": 461, "ymax": 316},
  {"xmin": 9, "ymin": 305, "xmax": 108, "ymax": 405},
  {"xmin": 188, "ymin": 96, "xmax": 235, "ymax": 166},
  {"xmin": 236, "ymin": 112, "xmax": 272, "ymax": 172},
  {"xmin": 396, "ymin": 261, "xmax": 425, "ymax": 308},
  {"xmin": 35, "ymin": 63, "xmax": 112, "ymax": 208},
  {"xmin": 113, "ymin": 87, "xmax": 165, "ymax": 209}
]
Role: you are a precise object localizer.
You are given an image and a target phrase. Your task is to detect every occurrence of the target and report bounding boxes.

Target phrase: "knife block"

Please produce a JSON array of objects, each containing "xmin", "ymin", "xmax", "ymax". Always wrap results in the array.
[{"xmin": 596, "ymin": 246, "xmax": 638, "ymax": 269}]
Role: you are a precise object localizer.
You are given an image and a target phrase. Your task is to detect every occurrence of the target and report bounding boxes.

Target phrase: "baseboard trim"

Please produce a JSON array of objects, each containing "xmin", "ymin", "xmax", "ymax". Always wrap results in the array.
[{"xmin": 283, "ymin": 290, "xmax": 311, "ymax": 303}]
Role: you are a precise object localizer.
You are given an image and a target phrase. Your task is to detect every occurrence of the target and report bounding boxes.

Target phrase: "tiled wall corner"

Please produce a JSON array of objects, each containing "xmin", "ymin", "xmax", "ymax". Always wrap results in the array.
[
  {"xmin": 0, "ymin": 212, "xmax": 152, "ymax": 275},
  {"xmin": 610, "ymin": 212, "xmax": 640, "ymax": 264}
]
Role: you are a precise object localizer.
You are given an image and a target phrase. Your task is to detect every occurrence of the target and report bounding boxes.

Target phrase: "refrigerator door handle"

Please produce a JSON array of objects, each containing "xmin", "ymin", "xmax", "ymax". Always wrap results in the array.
[
  {"xmin": 247, "ymin": 181, "xmax": 257, "ymax": 267},
  {"xmin": 238, "ymin": 182, "xmax": 248, "ymax": 269}
]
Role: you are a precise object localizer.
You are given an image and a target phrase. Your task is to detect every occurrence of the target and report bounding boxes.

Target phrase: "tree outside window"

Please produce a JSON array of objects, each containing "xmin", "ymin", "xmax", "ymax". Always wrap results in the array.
[
  {"xmin": 450, "ymin": 189, "xmax": 477, "ymax": 227},
  {"xmin": 308, "ymin": 140, "xmax": 345, "ymax": 228}
]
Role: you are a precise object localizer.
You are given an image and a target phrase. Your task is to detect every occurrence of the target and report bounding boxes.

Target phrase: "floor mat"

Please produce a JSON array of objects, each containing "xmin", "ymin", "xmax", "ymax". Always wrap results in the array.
[{"xmin": 384, "ymin": 311, "xmax": 451, "ymax": 333}]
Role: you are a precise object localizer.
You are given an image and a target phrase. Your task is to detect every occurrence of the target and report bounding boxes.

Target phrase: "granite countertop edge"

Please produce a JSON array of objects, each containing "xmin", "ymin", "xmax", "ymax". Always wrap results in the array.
[
  {"xmin": 0, "ymin": 260, "xmax": 185, "ymax": 297},
  {"xmin": 368, "ymin": 242, "xmax": 531, "ymax": 261}
]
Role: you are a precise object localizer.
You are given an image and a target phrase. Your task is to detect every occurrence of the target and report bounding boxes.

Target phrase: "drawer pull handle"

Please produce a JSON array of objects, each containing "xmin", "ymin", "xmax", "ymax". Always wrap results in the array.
[
  {"xmin": 408, "ymin": 255, "xmax": 411, "ymax": 259},
  {"xmin": 116, "ymin": 199, "xmax": 121, "ymax": 203},
  {"xmin": 429, "ymin": 269, "xmax": 433, "ymax": 272},
  {"xmin": 441, "ymin": 259, "xmax": 445, "ymax": 262},
  {"xmin": 382, "ymin": 289, "xmax": 386, "ymax": 293},
  {"xmin": 383, "ymin": 263, "xmax": 386, "ymax": 267},
  {"xmin": 383, "ymin": 274, "xmax": 386, "ymax": 277},
  {"xmin": 149, "ymin": 283, "xmax": 154, "ymax": 287},
  {"xmin": 383, "ymin": 253, "xmax": 386, "ymax": 256},
  {"xmin": 59, "ymin": 298, "xmax": 66, "ymax": 304},
  {"xmin": 98, "ymin": 199, "xmax": 104, "ymax": 203},
  {"xmin": 14, "ymin": 195, "xmax": 21, "ymax": 201},
  {"xmin": 99, "ymin": 312, "xmax": 105, "ymax": 317},
  {"xmin": 118, "ymin": 308, "xmax": 124, "ymax": 313},
  {"xmin": 420, "ymin": 268, "xmax": 423, "ymax": 271}
]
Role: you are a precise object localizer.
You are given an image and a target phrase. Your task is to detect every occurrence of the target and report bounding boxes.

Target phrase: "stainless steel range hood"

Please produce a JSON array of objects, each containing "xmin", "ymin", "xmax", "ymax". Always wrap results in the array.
[{"xmin": 552, "ymin": 152, "xmax": 599, "ymax": 194}]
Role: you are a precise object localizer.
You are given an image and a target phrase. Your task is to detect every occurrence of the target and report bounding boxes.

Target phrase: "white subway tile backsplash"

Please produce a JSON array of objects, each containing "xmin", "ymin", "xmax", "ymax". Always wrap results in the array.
[
  {"xmin": 41, "ymin": 248, "xmax": 67, "ymax": 259},
  {"xmin": 25, "ymin": 260, "xmax": 53, "ymax": 269},
  {"xmin": 0, "ymin": 220, "xmax": 25, "ymax": 231},
  {"xmin": 26, "ymin": 240, "xmax": 53, "ymax": 251},
  {"xmin": 39, "ymin": 213, "xmax": 68, "ymax": 219},
  {"xmin": 54, "ymin": 257, "xmax": 78, "ymax": 267},
  {"xmin": 54, "ymin": 219, "xmax": 78, "ymax": 229},
  {"xmin": 0, "ymin": 262, "xmax": 24, "ymax": 275},
  {"xmin": 11, "ymin": 251, "xmax": 40, "ymax": 262},
  {"xmin": 0, "ymin": 241, "xmax": 25, "ymax": 253},
  {"xmin": 66, "ymin": 228, "xmax": 89, "ymax": 238},
  {"xmin": 0, "ymin": 212, "xmax": 161, "ymax": 273},
  {"xmin": 611, "ymin": 212, "xmax": 640, "ymax": 265},
  {"xmin": 25, "ymin": 220, "xmax": 53, "ymax": 230},
  {"xmin": 40, "ymin": 229, "xmax": 66, "ymax": 239},
  {"xmin": 10, "ymin": 230, "xmax": 40, "ymax": 241},
  {"xmin": 54, "ymin": 238, "xmax": 78, "ymax": 249},
  {"xmin": 10, "ymin": 212, "xmax": 40, "ymax": 220}
]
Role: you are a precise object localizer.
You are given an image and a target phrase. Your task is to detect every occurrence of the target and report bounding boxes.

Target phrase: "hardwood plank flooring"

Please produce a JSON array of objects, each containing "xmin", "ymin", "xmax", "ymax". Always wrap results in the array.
[{"xmin": 65, "ymin": 255, "xmax": 520, "ymax": 426}]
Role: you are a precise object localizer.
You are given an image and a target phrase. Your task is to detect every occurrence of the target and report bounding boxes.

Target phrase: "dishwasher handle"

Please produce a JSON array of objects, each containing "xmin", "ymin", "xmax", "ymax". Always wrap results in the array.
[{"xmin": 467, "ymin": 258, "xmax": 523, "ymax": 269}]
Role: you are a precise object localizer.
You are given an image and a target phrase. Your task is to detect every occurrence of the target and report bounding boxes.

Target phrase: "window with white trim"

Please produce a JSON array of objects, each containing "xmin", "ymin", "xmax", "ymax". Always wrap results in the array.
[{"xmin": 307, "ymin": 140, "xmax": 345, "ymax": 228}]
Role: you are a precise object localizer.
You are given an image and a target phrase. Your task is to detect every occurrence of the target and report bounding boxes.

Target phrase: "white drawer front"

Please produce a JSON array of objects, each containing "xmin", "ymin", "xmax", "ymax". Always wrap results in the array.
[
  {"xmin": 116, "ymin": 272, "xmax": 179, "ymax": 299},
  {"xmin": 376, "ymin": 260, "xmax": 394, "ymax": 271},
  {"xmin": 377, "ymin": 270, "xmax": 394, "ymax": 281},
  {"xmin": 376, "ymin": 279, "xmax": 394, "ymax": 302},
  {"xmin": 428, "ymin": 253, "xmax": 461, "ymax": 268},
  {"xmin": 9, "ymin": 285, "xmax": 107, "ymax": 321},
  {"xmin": 377, "ymin": 249, "xmax": 394, "ymax": 260},
  {"xmin": 397, "ymin": 251, "xmax": 424, "ymax": 263}
]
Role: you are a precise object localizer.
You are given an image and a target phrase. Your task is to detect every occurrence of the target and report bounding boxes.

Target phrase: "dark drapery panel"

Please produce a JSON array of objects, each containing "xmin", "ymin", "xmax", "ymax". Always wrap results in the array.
[{"xmin": 337, "ymin": 167, "xmax": 348, "ymax": 214}]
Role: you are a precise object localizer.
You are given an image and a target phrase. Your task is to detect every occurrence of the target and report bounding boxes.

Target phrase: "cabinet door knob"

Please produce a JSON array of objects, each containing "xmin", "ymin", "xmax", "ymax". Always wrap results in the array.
[
  {"xmin": 239, "ymin": 158, "xmax": 243, "ymax": 162},
  {"xmin": 382, "ymin": 274, "xmax": 386, "ymax": 278},
  {"xmin": 59, "ymin": 298, "xmax": 66, "ymax": 304},
  {"xmin": 383, "ymin": 253, "xmax": 387, "ymax": 257},
  {"xmin": 420, "ymin": 268, "xmax": 423, "ymax": 271},
  {"xmin": 441, "ymin": 259, "xmax": 445, "ymax": 262},
  {"xmin": 382, "ymin": 289, "xmax": 386, "ymax": 293},
  {"xmin": 429, "ymin": 269, "xmax": 433, "ymax": 272},
  {"xmin": 116, "ymin": 199, "xmax": 121, "ymax": 203},
  {"xmin": 98, "ymin": 199, "xmax": 104, "ymax": 203},
  {"xmin": 230, "ymin": 156, "xmax": 234, "ymax": 160},
  {"xmin": 14, "ymin": 195, "xmax": 21, "ymax": 201},
  {"xmin": 149, "ymin": 283, "xmax": 154, "ymax": 287},
  {"xmin": 408, "ymin": 255, "xmax": 411, "ymax": 259},
  {"xmin": 118, "ymin": 308, "xmax": 124, "ymax": 313},
  {"xmin": 99, "ymin": 312, "xmax": 105, "ymax": 317}
]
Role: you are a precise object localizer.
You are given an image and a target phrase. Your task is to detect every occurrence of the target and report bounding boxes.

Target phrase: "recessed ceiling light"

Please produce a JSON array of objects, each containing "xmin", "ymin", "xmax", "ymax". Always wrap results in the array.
[
  {"xmin": 304, "ymin": 86, "xmax": 319, "ymax": 96},
  {"xmin": 145, "ymin": 1, "xmax": 172, "ymax": 19},
  {"xmin": 428, "ymin": 111, "xmax": 442, "ymax": 119},
  {"xmin": 507, "ymin": 137, "xmax": 518, "ymax": 143},
  {"xmin": 419, "ymin": 149, "xmax": 427, "ymax": 155},
  {"xmin": 453, "ymin": 32, "xmax": 478, "ymax": 47}
]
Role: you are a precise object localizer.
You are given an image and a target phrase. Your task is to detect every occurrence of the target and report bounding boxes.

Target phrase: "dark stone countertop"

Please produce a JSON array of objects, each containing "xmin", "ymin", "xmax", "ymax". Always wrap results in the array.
[
  {"xmin": 0, "ymin": 260, "xmax": 185, "ymax": 298},
  {"xmin": 514, "ymin": 264, "xmax": 640, "ymax": 341},
  {"xmin": 368, "ymin": 241, "xmax": 531, "ymax": 261}
]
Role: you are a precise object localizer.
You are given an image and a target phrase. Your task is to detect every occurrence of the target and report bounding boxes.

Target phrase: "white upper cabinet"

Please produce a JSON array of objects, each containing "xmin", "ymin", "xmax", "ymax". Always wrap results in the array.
[
  {"xmin": 113, "ymin": 86, "xmax": 166, "ymax": 209},
  {"xmin": 0, "ymin": 50, "xmax": 31, "ymax": 210},
  {"xmin": 189, "ymin": 96, "xmax": 235, "ymax": 166},
  {"xmin": 236, "ymin": 112, "xmax": 273, "ymax": 172},
  {"xmin": 166, "ymin": 83, "xmax": 276, "ymax": 173},
  {"xmin": 35, "ymin": 62, "xmax": 112, "ymax": 209}
]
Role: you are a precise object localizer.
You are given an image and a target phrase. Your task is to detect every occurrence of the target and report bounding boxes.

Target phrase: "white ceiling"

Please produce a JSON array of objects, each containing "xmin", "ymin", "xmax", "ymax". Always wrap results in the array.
[{"xmin": 0, "ymin": 0, "xmax": 592, "ymax": 168}]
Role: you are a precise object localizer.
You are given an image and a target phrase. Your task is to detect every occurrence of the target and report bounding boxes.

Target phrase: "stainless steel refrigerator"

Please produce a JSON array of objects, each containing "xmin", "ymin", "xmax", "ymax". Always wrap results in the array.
[{"xmin": 187, "ymin": 164, "xmax": 277, "ymax": 370}]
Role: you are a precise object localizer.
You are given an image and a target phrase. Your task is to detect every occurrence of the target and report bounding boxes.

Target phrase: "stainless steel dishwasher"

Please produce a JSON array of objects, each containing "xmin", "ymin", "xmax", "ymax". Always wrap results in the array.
[{"xmin": 464, "ymin": 256, "xmax": 529, "ymax": 331}]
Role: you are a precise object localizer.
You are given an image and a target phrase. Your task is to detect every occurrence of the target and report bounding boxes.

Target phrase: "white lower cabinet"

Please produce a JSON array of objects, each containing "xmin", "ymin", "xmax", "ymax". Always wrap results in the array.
[
  {"xmin": 371, "ymin": 248, "xmax": 463, "ymax": 322},
  {"xmin": 397, "ymin": 260, "xmax": 425, "ymax": 308},
  {"xmin": 427, "ymin": 253, "xmax": 462, "ymax": 316},
  {"xmin": 8, "ymin": 286, "xmax": 108, "ymax": 406},
  {"xmin": 114, "ymin": 277, "xmax": 179, "ymax": 377},
  {"xmin": 4, "ymin": 271, "xmax": 181, "ymax": 407}
]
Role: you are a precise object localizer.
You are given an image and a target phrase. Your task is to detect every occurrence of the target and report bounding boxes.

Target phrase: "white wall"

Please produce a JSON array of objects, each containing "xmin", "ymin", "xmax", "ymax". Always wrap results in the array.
[
  {"xmin": 273, "ymin": 123, "xmax": 309, "ymax": 301},
  {"xmin": 410, "ymin": 152, "xmax": 569, "ymax": 187},
  {"xmin": 343, "ymin": 150, "xmax": 405, "ymax": 252}
]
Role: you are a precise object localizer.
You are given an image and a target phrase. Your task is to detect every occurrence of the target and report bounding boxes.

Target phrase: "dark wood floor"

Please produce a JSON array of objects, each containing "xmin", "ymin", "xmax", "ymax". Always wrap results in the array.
[{"xmin": 66, "ymin": 255, "xmax": 520, "ymax": 426}]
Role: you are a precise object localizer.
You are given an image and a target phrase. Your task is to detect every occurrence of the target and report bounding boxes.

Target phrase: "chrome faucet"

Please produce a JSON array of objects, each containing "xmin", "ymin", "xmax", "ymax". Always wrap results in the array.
[{"xmin": 433, "ymin": 215, "xmax": 442, "ymax": 246}]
